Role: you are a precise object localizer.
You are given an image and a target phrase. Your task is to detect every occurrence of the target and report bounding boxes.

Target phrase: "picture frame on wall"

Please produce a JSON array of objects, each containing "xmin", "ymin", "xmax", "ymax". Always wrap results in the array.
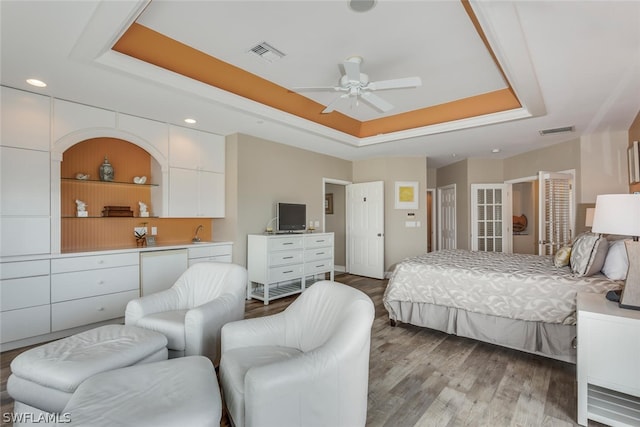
[
  {"xmin": 325, "ymin": 193, "xmax": 334, "ymax": 214},
  {"xmin": 629, "ymin": 140, "xmax": 639, "ymax": 184},
  {"xmin": 394, "ymin": 181, "xmax": 419, "ymax": 209}
]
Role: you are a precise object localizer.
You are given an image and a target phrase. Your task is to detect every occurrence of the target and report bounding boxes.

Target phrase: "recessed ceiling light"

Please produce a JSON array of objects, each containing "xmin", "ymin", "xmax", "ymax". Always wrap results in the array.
[
  {"xmin": 26, "ymin": 78, "xmax": 47, "ymax": 88},
  {"xmin": 349, "ymin": 0, "xmax": 376, "ymax": 12},
  {"xmin": 492, "ymin": 148, "xmax": 501, "ymax": 153},
  {"xmin": 184, "ymin": 118, "xmax": 196, "ymax": 124}
]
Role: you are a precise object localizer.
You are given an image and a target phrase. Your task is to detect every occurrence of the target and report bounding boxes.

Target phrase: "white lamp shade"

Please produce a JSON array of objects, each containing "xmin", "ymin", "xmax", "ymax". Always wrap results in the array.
[
  {"xmin": 585, "ymin": 208, "xmax": 595, "ymax": 227},
  {"xmin": 591, "ymin": 194, "xmax": 640, "ymax": 237}
]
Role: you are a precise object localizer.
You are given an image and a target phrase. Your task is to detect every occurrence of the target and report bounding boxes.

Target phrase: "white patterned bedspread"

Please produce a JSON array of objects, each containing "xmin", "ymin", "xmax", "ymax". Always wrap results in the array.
[{"xmin": 383, "ymin": 250, "xmax": 622, "ymax": 325}]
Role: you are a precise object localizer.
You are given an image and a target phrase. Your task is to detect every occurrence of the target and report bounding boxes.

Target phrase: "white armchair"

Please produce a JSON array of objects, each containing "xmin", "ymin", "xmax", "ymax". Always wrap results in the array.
[
  {"xmin": 219, "ymin": 280, "xmax": 375, "ymax": 427},
  {"xmin": 125, "ymin": 262, "xmax": 247, "ymax": 365}
]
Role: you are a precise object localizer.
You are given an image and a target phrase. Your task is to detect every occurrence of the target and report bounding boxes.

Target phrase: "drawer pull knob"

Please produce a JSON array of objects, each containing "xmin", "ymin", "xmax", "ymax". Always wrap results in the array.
[
  {"xmin": 283, "ymin": 256, "xmax": 294, "ymax": 259},
  {"xmin": 97, "ymin": 307, "xmax": 104, "ymax": 311},
  {"xmin": 316, "ymin": 264, "xmax": 325, "ymax": 268},
  {"xmin": 283, "ymin": 242, "xmax": 293, "ymax": 245},
  {"xmin": 98, "ymin": 280, "xmax": 104, "ymax": 285},
  {"xmin": 283, "ymin": 270, "xmax": 293, "ymax": 274},
  {"xmin": 316, "ymin": 252, "xmax": 325, "ymax": 255}
]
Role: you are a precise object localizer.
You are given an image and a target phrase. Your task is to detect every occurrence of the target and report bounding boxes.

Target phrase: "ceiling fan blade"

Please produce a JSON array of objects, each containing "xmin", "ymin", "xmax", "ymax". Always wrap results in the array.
[
  {"xmin": 368, "ymin": 76, "xmax": 422, "ymax": 91},
  {"xmin": 322, "ymin": 94, "xmax": 349, "ymax": 114},
  {"xmin": 343, "ymin": 59, "xmax": 361, "ymax": 83},
  {"xmin": 361, "ymin": 92, "xmax": 394, "ymax": 113}
]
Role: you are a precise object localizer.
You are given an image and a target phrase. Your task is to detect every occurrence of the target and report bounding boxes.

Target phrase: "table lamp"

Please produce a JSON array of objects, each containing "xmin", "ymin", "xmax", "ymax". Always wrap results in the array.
[{"xmin": 591, "ymin": 194, "xmax": 640, "ymax": 310}]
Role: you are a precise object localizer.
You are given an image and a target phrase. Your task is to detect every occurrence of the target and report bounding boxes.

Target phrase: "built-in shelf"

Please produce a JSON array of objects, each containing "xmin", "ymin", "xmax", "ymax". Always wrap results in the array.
[{"xmin": 61, "ymin": 178, "xmax": 158, "ymax": 187}]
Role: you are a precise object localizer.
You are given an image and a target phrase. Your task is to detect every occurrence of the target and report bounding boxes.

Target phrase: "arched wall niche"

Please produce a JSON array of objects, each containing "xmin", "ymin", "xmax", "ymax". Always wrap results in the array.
[{"xmin": 51, "ymin": 128, "xmax": 171, "ymax": 253}]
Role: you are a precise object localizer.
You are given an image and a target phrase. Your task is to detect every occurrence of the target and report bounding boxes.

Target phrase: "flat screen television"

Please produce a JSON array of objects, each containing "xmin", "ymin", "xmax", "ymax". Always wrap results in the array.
[{"xmin": 276, "ymin": 202, "xmax": 306, "ymax": 233}]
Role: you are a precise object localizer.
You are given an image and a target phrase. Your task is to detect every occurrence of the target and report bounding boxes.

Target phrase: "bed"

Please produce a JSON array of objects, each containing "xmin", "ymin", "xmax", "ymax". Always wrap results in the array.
[{"xmin": 383, "ymin": 245, "xmax": 624, "ymax": 363}]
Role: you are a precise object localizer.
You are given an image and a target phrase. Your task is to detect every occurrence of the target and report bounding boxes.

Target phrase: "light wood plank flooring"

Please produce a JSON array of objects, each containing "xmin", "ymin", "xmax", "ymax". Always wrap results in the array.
[{"xmin": 1, "ymin": 274, "xmax": 605, "ymax": 426}]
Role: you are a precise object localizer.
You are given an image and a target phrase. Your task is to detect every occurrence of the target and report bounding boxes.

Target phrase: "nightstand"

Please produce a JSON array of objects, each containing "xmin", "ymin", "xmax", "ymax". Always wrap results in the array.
[{"xmin": 577, "ymin": 292, "xmax": 640, "ymax": 426}]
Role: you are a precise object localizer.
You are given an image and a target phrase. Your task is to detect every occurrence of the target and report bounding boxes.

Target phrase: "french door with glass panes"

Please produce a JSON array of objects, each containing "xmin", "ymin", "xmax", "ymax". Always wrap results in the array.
[{"xmin": 471, "ymin": 184, "xmax": 512, "ymax": 253}]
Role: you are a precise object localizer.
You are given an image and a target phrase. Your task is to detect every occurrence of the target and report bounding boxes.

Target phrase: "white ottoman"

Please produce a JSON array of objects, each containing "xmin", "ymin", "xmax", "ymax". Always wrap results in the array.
[
  {"xmin": 61, "ymin": 356, "xmax": 221, "ymax": 426},
  {"xmin": 8, "ymin": 324, "xmax": 168, "ymax": 415}
]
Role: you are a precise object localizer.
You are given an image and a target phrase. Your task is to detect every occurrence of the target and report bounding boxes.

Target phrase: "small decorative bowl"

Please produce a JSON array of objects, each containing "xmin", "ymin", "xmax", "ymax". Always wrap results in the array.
[{"xmin": 133, "ymin": 176, "xmax": 147, "ymax": 184}]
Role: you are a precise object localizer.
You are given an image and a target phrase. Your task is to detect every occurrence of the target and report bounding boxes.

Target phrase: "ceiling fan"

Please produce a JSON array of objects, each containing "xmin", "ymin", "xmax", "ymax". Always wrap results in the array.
[{"xmin": 293, "ymin": 56, "xmax": 422, "ymax": 114}]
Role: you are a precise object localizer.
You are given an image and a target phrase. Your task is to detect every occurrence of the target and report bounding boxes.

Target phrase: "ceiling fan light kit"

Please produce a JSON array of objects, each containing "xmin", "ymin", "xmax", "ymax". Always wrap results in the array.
[{"xmin": 293, "ymin": 56, "xmax": 422, "ymax": 114}]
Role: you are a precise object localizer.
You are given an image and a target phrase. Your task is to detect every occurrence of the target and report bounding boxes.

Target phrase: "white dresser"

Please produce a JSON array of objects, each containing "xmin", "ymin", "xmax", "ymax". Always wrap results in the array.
[
  {"xmin": 247, "ymin": 233, "xmax": 334, "ymax": 305},
  {"xmin": 577, "ymin": 292, "xmax": 640, "ymax": 427}
]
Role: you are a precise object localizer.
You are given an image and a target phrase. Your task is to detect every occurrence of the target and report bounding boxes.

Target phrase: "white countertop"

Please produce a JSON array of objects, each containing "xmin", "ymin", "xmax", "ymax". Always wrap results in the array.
[{"xmin": 1, "ymin": 241, "xmax": 234, "ymax": 262}]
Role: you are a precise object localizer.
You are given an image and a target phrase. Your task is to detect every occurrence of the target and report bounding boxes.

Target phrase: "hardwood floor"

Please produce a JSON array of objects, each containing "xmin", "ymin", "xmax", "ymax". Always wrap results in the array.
[{"xmin": 1, "ymin": 274, "xmax": 605, "ymax": 426}]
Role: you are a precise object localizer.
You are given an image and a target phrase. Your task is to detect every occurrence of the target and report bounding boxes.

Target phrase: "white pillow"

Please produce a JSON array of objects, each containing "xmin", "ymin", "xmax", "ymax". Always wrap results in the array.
[{"xmin": 602, "ymin": 239, "xmax": 629, "ymax": 280}]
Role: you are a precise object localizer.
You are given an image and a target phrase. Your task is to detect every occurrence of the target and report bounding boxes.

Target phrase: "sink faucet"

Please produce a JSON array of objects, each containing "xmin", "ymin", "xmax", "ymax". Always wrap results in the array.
[{"xmin": 192, "ymin": 225, "xmax": 204, "ymax": 243}]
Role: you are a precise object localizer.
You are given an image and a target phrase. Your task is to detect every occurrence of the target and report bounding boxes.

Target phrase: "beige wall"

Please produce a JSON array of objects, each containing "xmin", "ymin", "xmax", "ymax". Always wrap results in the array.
[
  {"xmin": 580, "ymin": 131, "xmax": 631, "ymax": 202},
  {"xmin": 214, "ymin": 134, "xmax": 352, "ymax": 266},
  {"xmin": 630, "ymin": 111, "xmax": 640, "ymax": 194},
  {"xmin": 325, "ymin": 183, "xmax": 346, "ymax": 268},
  {"xmin": 353, "ymin": 157, "xmax": 428, "ymax": 271}
]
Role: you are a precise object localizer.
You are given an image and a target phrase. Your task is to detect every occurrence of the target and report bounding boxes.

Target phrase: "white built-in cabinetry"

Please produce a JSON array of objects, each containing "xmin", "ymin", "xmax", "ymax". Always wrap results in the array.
[
  {"xmin": 0, "ymin": 242, "xmax": 232, "ymax": 351},
  {"xmin": 247, "ymin": 233, "xmax": 334, "ymax": 305},
  {"xmin": 0, "ymin": 259, "xmax": 51, "ymax": 343},
  {"xmin": 577, "ymin": 292, "xmax": 640, "ymax": 427},
  {"xmin": 0, "ymin": 86, "xmax": 51, "ymax": 257},
  {"xmin": 50, "ymin": 252, "xmax": 140, "ymax": 331},
  {"xmin": 168, "ymin": 125, "xmax": 225, "ymax": 218}
]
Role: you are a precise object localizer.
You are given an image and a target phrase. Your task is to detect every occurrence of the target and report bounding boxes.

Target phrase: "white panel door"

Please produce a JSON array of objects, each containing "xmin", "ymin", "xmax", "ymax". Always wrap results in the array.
[
  {"xmin": 347, "ymin": 181, "xmax": 384, "ymax": 279},
  {"xmin": 471, "ymin": 183, "xmax": 512, "ymax": 253},
  {"xmin": 438, "ymin": 184, "xmax": 457, "ymax": 250},
  {"xmin": 538, "ymin": 171, "xmax": 573, "ymax": 255}
]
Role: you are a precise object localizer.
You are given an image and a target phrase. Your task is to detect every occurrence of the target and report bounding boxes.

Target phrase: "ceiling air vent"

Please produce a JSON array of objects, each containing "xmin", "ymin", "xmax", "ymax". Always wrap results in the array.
[
  {"xmin": 538, "ymin": 125, "xmax": 575, "ymax": 136},
  {"xmin": 248, "ymin": 42, "xmax": 286, "ymax": 63}
]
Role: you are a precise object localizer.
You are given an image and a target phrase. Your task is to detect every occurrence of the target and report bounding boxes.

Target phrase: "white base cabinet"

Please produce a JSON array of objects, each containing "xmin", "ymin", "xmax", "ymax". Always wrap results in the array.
[
  {"xmin": 0, "ymin": 242, "xmax": 233, "ymax": 351},
  {"xmin": 247, "ymin": 233, "xmax": 334, "ymax": 305},
  {"xmin": 577, "ymin": 292, "xmax": 640, "ymax": 427}
]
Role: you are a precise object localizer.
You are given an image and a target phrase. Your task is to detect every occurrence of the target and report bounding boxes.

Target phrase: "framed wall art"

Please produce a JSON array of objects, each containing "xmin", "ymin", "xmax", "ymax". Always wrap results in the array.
[
  {"xmin": 325, "ymin": 193, "xmax": 334, "ymax": 214},
  {"xmin": 394, "ymin": 181, "xmax": 419, "ymax": 209}
]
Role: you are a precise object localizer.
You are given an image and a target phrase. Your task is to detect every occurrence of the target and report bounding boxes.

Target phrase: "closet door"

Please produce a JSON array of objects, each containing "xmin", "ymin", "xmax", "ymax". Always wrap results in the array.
[
  {"xmin": 538, "ymin": 171, "xmax": 573, "ymax": 255},
  {"xmin": 471, "ymin": 184, "xmax": 512, "ymax": 253}
]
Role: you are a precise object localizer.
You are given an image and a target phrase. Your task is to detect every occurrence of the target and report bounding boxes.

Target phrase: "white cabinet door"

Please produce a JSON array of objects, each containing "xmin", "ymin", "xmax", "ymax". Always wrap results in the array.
[
  {"xmin": 1, "ymin": 86, "xmax": 51, "ymax": 151},
  {"xmin": 168, "ymin": 168, "xmax": 224, "ymax": 217},
  {"xmin": 140, "ymin": 249, "xmax": 188, "ymax": 295},
  {"xmin": 53, "ymin": 98, "xmax": 116, "ymax": 142},
  {"xmin": 168, "ymin": 167, "xmax": 199, "ymax": 217},
  {"xmin": 199, "ymin": 171, "xmax": 225, "ymax": 217},
  {"xmin": 168, "ymin": 125, "xmax": 225, "ymax": 173},
  {"xmin": 0, "ymin": 147, "xmax": 50, "ymax": 216}
]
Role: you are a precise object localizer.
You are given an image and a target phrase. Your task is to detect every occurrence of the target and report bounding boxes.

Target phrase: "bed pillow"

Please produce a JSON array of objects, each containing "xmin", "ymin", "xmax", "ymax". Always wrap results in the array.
[
  {"xmin": 570, "ymin": 232, "xmax": 609, "ymax": 277},
  {"xmin": 554, "ymin": 245, "xmax": 572, "ymax": 267},
  {"xmin": 602, "ymin": 239, "xmax": 629, "ymax": 280}
]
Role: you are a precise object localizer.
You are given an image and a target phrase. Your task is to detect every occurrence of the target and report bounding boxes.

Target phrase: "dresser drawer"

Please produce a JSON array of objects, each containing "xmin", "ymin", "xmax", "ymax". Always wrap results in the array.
[
  {"xmin": 1, "ymin": 275, "xmax": 50, "ymax": 311},
  {"xmin": 1, "ymin": 259, "xmax": 49, "ymax": 280},
  {"xmin": 268, "ymin": 236, "xmax": 303, "ymax": 251},
  {"xmin": 52, "ymin": 252, "xmax": 138, "ymax": 273},
  {"xmin": 304, "ymin": 260, "xmax": 333, "ymax": 276},
  {"xmin": 305, "ymin": 247, "xmax": 333, "ymax": 262},
  {"xmin": 1, "ymin": 305, "xmax": 50, "ymax": 344},
  {"xmin": 268, "ymin": 264, "xmax": 304, "ymax": 283},
  {"xmin": 188, "ymin": 244, "xmax": 232, "ymax": 259},
  {"xmin": 268, "ymin": 250, "xmax": 303, "ymax": 266},
  {"xmin": 51, "ymin": 265, "xmax": 139, "ymax": 303},
  {"xmin": 304, "ymin": 234, "xmax": 334, "ymax": 249},
  {"xmin": 51, "ymin": 290, "xmax": 138, "ymax": 332}
]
